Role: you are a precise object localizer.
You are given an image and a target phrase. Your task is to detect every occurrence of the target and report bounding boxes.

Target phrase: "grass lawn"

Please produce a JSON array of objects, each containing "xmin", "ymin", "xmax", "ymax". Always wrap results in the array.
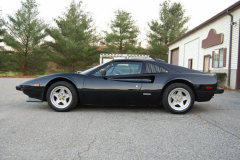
[
  {"xmin": 0, "ymin": 71, "xmax": 23, "ymax": 76},
  {"xmin": 0, "ymin": 71, "xmax": 46, "ymax": 77}
]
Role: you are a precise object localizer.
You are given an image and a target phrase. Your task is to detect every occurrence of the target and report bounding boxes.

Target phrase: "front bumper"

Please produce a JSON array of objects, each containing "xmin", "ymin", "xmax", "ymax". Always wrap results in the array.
[
  {"xmin": 16, "ymin": 85, "xmax": 44, "ymax": 101},
  {"xmin": 16, "ymin": 85, "xmax": 21, "ymax": 91}
]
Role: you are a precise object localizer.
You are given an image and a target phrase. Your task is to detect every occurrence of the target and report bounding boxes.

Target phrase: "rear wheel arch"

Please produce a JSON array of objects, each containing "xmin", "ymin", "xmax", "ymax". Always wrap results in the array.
[
  {"xmin": 162, "ymin": 79, "xmax": 197, "ymax": 101},
  {"xmin": 43, "ymin": 77, "xmax": 79, "ymax": 101}
]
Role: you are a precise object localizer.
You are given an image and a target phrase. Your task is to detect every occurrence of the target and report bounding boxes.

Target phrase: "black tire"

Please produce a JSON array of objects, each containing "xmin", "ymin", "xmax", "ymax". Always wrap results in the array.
[
  {"xmin": 162, "ymin": 83, "xmax": 195, "ymax": 114},
  {"xmin": 46, "ymin": 81, "xmax": 78, "ymax": 112}
]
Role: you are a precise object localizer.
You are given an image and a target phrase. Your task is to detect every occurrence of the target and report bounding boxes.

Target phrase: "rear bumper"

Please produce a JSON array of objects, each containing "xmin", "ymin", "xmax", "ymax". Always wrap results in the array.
[
  {"xmin": 196, "ymin": 88, "xmax": 224, "ymax": 102},
  {"xmin": 215, "ymin": 88, "xmax": 224, "ymax": 94},
  {"xmin": 196, "ymin": 91, "xmax": 214, "ymax": 102}
]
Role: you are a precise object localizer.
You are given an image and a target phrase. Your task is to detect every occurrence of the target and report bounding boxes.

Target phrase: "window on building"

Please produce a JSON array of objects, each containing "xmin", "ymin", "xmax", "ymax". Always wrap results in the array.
[
  {"xmin": 213, "ymin": 48, "xmax": 226, "ymax": 68},
  {"xmin": 145, "ymin": 63, "xmax": 168, "ymax": 74},
  {"xmin": 188, "ymin": 59, "xmax": 193, "ymax": 69}
]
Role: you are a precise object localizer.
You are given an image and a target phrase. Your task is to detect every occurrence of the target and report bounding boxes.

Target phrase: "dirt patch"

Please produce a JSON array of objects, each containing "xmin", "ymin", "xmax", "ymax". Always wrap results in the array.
[{"xmin": 218, "ymin": 86, "xmax": 230, "ymax": 90}]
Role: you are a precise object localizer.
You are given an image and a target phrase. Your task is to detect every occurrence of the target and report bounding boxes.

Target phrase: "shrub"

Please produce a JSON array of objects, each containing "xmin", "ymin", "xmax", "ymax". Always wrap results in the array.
[{"xmin": 215, "ymin": 73, "xmax": 227, "ymax": 85}]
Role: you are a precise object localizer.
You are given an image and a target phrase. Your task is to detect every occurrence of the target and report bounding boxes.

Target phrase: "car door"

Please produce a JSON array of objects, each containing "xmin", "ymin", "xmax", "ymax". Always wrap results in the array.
[{"xmin": 82, "ymin": 61, "xmax": 143, "ymax": 105}]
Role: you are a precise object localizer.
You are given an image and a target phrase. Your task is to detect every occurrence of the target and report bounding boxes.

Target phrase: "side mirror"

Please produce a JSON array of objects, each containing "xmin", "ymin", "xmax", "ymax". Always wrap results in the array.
[
  {"xmin": 76, "ymin": 71, "xmax": 82, "ymax": 74},
  {"xmin": 100, "ymin": 69, "xmax": 106, "ymax": 77}
]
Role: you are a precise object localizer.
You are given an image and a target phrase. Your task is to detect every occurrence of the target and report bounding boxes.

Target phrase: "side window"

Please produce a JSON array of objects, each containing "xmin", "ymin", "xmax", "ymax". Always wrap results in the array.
[
  {"xmin": 145, "ymin": 63, "xmax": 168, "ymax": 74},
  {"xmin": 92, "ymin": 62, "xmax": 143, "ymax": 76},
  {"xmin": 111, "ymin": 62, "xmax": 142, "ymax": 76},
  {"xmin": 92, "ymin": 63, "xmax": 114, "ymax": 76}
]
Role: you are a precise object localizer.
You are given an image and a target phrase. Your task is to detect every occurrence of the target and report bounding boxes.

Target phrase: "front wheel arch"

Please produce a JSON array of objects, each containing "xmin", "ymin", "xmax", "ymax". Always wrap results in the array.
[
  {"xmin": 43, "ymin": 77, "xmax": 79, "ymax": 102},
  {"xmin": 46, "ymin": 81, "xmax": 78, "ymax": 111}
]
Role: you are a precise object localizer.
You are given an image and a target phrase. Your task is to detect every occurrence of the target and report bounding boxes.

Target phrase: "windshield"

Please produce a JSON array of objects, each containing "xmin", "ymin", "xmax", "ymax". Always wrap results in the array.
[{"xmin": 80, "ymin": 63, "xmax": 105, "ymax": 75}]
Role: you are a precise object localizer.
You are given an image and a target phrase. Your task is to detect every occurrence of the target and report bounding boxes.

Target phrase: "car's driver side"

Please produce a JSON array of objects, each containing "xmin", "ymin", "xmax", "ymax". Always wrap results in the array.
[{"xmin": 83, "ymin": 61, "xmax": 143, "ymax": 105}]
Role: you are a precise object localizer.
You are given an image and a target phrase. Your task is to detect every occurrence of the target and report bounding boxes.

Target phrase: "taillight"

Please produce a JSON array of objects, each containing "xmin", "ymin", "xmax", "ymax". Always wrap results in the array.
[{"xmin": 206, "ymin": 86, "xmax": 212, "ymax": 89}]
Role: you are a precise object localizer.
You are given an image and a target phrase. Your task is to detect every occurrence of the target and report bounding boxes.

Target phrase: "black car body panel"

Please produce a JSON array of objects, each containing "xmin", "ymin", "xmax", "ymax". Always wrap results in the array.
[
  {"xmin": 16, "ymin": 59, "xmax": 224, "ymax": 106},
  {"xmin": 17, "ymin": 73, "xmax": 86, "ymax": 102}
]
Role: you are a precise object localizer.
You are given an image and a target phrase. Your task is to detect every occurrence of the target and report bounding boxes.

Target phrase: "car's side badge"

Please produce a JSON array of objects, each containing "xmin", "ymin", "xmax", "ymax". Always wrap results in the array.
[{"xmin": 143, "ymin": 93, "xmax": 151, "ymax": 96}]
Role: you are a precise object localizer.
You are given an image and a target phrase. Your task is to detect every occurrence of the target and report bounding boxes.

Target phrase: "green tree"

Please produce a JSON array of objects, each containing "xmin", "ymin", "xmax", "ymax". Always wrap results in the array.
[
  {"xmin": 147, "ymin": 0, "xmax": 189, "ymax": 61},
  {"xmin": 45, "ymin": 1, "xmax": 99, "ymax": 72},
  {"xmin": 3, "ymin": 0, "xmax": 48, "ymax": 75},
  {"xmin": 0, "ymin": 11, "xmax": 4, "ymax": 43},
  {"xmin": 103, "ymin": 10, "xmax": 140, "ymax": 54},
  {"xmin": 0, "ymin": 11, "xmax": 4, "ymax": 51},
  {"xmin": 0, "ymin": 11, "xmax": 7, "ymax": 72},
  {"xmin": 0, "ymin": 10, "xmax": 16, "ymax": 74}
]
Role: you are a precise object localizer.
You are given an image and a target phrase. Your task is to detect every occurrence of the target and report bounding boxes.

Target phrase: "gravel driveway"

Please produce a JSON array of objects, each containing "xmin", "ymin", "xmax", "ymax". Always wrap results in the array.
[{"xmin": 0, "ymin": 78, "xmax": 240, "ymax": 160}]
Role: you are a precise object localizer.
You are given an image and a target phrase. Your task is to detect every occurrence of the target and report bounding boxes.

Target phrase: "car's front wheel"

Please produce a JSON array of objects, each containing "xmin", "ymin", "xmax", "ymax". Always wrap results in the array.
[
  {"xmin": 163, "ymin": 83, "xmax": 195, "ymax": 114},
  {"xmin": 46, "ymin": 81, "xmax": 78, "ymax": 112}
]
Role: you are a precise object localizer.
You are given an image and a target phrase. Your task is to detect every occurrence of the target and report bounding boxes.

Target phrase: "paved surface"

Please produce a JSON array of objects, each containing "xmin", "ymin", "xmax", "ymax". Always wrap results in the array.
[{"xmin": 0, "ymin": 78, "xmax": 240, "ymax": 160}]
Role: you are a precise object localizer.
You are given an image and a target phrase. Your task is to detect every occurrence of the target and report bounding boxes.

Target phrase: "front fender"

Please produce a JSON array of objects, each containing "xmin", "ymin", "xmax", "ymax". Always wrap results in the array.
[{"xmin": 18, "ymin": 73, "xmax": 86, "ymax": 101}]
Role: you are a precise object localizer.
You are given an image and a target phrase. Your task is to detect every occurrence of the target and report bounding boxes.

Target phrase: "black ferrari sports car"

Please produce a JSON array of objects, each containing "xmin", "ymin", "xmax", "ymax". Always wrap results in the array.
[{"xmin": 16, "ymin": 59, "xmax": 224, "ymax": 114}]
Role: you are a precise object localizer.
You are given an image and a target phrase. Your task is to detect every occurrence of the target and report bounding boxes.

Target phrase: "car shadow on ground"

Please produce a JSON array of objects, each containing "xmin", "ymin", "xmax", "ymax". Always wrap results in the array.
[
  {"xmin": 75, "ymin": 103, "xmax": 211, "ymax": 114},
  {"xmin": 32, "ymin": 102, "xmax": 210, "ymax": 114},
  {"xmin": 32, "ymin": 102, "xmax": 168, "ymax": 113},
  {"xmin": 190, "ymin": 103, "xmax": 212, "ymax": 114},
  {"xmin": 74, "ymin": 104, "xmax": 167, "ymax": 113}
]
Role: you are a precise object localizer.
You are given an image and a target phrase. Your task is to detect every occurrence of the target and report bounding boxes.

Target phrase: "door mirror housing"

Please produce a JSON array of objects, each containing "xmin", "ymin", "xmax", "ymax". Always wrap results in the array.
[{"xmin": 100, "ymin": 69, "xmax": 106, "ymax": 77}]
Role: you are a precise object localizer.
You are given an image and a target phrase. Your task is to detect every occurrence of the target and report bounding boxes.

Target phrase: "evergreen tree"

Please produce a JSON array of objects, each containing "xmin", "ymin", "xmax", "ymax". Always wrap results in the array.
[
  {"xmin": 0, "ymin": 10, "xmax": 17, "ymax": 73},
  {"xmin": 0, "ymin": 11, "xmax": 4, "ymax": 43},
  {"xmin": 45, "ymin": 1, "xmax": 99, "ymax": 72},
  {"xmin": 147, "ymin": 0, "xmax": 189, "ymax": 61},
  {"xmin": 0, "ymin": 11, "xmax": 7, "ymax": 72},
  {"xmin": 3, "ymin": 0, "xmax": 48, "ymax": 75},
  {"xmin": 103, "ymin": 10, "xmax": 140, "ymax": 54}
]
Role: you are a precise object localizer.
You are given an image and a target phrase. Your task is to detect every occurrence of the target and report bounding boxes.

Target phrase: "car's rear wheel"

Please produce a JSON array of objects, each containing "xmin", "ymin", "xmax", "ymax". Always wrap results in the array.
[
  {"xmin": 46, "ymin": 81, "xmax": 78, "ymax": 112},
  {"xmin": 163, "ymin": 83, "xmax": 195, "ymax": 114}
]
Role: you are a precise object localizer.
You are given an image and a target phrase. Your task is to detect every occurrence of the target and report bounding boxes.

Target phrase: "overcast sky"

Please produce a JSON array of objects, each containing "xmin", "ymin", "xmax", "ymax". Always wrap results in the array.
[{"xmin": 0, "ymin": 0, "xmax": 239, "ymax": 47}]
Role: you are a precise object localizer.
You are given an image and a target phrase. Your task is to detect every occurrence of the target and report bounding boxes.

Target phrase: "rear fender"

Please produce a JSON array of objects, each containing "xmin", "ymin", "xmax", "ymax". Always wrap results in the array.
[{"xmin": 162, "ymin": 79, "xmax": 197, "ymax": 100}]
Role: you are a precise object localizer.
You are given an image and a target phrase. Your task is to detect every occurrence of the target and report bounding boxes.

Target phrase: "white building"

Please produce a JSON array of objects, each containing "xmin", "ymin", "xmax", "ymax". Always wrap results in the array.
[{"xmin": 168, "ymin": 1, "xmax": 240, "ymax": 90}]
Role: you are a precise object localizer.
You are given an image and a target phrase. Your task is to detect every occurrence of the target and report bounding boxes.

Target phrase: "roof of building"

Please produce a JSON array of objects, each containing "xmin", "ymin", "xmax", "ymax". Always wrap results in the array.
[{"xmin": 167, "ymin": 1, "xmax": 240, "ymax": 46}]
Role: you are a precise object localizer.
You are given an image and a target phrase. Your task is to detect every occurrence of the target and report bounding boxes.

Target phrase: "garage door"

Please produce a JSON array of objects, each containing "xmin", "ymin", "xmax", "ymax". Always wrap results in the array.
[{"xmin": 171, "ymin": 48, "xmax": 179, "ymax": 65}]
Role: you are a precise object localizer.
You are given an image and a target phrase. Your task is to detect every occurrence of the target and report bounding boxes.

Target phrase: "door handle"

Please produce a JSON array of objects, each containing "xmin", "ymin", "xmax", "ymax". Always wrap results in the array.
[
  {"xmin": 110, "ymin": 78, "xmax": 142, "ymax": 83},
  {"xmin": 142, "ymin": 79, "xmax": 152, "ymax": 83}
]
